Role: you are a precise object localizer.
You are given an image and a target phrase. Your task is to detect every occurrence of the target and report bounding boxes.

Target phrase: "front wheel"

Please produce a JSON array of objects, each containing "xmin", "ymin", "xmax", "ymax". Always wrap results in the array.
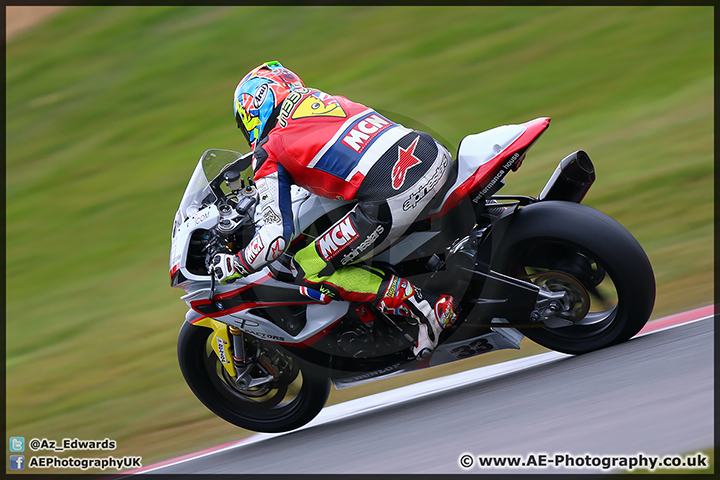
[
  {"xmin": 492, "ymin": 201, "xmax": 656, "ymax": 354},
  {"xmin": 177, "ymin": 321, "xmax": 331, "ymax": 433}
]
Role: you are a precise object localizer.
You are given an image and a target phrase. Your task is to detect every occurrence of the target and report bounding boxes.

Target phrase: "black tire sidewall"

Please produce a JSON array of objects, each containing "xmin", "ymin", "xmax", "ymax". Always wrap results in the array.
[
  {"xmin": 177, "ymin": 321, "xmax": 331, "ymax": 433},
  {"xmin": 491, "ymin": 201, "xmax": 655, "ymax": 354}
]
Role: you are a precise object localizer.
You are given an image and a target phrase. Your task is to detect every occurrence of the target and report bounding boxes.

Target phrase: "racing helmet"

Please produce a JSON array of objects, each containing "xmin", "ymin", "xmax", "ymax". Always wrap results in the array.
[{"xmin": 233, "ymin": 61, "xmax": 304, "ymax": 150}]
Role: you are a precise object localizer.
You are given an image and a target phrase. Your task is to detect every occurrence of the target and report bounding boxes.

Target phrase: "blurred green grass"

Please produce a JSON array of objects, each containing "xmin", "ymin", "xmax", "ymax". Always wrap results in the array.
[{"xmin": 6, "ymin": 6, "xmax": 713, "ymax": 472}]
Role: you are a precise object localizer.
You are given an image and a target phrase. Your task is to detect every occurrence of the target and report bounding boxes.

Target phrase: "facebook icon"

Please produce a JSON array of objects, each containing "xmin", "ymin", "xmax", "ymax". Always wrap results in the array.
[{"xmin": 10, "ymin": 455, "xmax": 25, "ymax": 470}]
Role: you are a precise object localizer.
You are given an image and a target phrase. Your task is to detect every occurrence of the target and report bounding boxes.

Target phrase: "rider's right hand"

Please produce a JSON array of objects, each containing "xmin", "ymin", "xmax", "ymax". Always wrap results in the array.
[{"xmin": 212, "ymin": 252, "xmax": 247, "ymax": 284}]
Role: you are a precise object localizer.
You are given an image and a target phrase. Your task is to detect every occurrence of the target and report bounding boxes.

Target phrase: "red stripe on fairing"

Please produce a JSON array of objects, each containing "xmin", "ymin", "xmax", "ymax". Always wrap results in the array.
[
  {"xmin": 202, "ymin": 300, "xmax": 319, "ymax": 318},
  {"xmin": 190, "ymin": 273, "xmax": 303, "ymax": 317},
  {"xmin": 188, "ymin": 301, "xmax": 341, "ymax": 347},
  {"xmin": 188, "ymin": 299, "xmax": 341, "ymax": 347},
  {"xmin": 170, "ymin": 263, "xmax": 180, "ymax": 277},
  {"xmin": 190, "ymin": 273, "xmax": 274, "ymax": 308},
  {"xmin": 430, "ymin": 117, "xmax": 551, "ymax": 219}
]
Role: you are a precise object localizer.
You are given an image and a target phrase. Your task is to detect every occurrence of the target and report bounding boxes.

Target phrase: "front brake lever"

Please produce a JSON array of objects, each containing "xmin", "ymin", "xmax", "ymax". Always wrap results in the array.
[
  {"xmin": 204, "ymin": 229, "xmax": 221, "ymax": 300},
  {"xmin": 208, "ymin": 265, "xmax": 216, "ymax": 300}
]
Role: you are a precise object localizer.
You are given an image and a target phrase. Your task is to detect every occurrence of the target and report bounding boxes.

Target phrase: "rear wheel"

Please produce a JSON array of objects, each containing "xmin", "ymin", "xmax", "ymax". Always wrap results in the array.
[
  {"xmin": 492, "ymin": 201, "xmax": 655, "ymax": 354},
  {"xmin": 178, "ymin": 321, "xmax": 330, "ymax": 432}
]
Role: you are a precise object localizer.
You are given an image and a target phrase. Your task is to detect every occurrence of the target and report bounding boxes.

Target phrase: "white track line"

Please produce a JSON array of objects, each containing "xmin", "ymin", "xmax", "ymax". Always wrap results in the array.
[{"xmin": 133, "ymin": 307, "xmax": 714, "ymax": 474}]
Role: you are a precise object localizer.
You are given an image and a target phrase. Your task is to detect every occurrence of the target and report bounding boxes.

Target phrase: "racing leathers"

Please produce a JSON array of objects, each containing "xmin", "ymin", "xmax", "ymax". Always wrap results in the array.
[{"xmin": 230, "ymin": 87, "xmax": 457, "ymax": 358}]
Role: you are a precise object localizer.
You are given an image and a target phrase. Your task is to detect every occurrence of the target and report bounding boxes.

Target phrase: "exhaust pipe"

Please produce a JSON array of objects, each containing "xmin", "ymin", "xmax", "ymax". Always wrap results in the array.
[{"xmin": 538, "ymin": 150, "xmax": 595, "ymax": 203}]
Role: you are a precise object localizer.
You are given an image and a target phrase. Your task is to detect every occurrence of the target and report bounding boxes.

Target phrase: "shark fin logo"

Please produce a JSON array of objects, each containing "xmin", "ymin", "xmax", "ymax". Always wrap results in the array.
[{"xmin": 292, "ymin": 92, "xmax": 347, "ymax": 119}]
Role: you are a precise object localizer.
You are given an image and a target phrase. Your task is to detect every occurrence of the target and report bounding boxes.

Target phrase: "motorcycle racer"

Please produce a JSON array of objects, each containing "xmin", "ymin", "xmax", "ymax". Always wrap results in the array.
[{"xmin": 212, "ymin": 61, "xmax": 457, "ymax": 359}]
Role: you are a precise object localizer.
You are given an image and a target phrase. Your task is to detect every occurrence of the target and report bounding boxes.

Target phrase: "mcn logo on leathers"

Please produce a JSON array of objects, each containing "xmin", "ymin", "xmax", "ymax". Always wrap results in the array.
[
  {"xmin": 318, "ymin": 217, "xmax": 359, "ymax": 260},
  {"xmin": 341, "ymin": 114, "xmax": 392, "ymax": 153}
]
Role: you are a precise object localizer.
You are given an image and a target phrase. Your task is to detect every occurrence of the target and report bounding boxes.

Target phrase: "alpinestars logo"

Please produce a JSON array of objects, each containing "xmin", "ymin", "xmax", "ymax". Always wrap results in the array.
[
  {"xmin": 266, "ymin": 237, "xmax": 286, "ymax": 262},
  {"xmin": 318, "ymin": 217, "xmax": 359, "ymax": 260},
  {"xmin": 340, "ymin": 225, "xmax": 384, "ymax": 265},
  {"xmin": 403, "ymin": 155, "xmax": 448, "ymax": 211},
  {"xmin": 392, "ymin": 136, "xmax": 422, "ymax": 190}
]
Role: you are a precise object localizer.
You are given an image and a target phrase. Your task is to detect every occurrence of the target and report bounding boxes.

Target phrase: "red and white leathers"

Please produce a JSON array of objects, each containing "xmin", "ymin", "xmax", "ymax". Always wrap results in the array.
[{"xmin": 235, "ymin": 87, "xmax": 457, "ymax": 358}]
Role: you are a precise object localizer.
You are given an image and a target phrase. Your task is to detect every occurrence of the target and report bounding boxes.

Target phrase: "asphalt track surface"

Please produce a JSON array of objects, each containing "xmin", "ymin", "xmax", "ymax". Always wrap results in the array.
[{"xmin": 137, "ymin": 310, "xmax": 714, "ymax": 474}]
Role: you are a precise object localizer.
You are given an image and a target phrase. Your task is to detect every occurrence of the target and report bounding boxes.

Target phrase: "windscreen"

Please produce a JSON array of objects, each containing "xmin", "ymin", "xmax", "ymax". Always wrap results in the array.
[{"xmin": 177, "ymin": 149, "xmax": 251, "ymax": 221}]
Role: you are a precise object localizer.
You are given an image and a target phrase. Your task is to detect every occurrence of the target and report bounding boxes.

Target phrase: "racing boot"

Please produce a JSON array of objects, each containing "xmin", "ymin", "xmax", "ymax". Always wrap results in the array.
[{"xmin": 376, "ymin": 275, "xmax": 457, "ymax": 359}]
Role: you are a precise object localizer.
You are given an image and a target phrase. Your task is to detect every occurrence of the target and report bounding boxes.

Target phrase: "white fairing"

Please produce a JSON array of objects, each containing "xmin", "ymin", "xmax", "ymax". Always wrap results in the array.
[
  {"xmin": 222, "ymin": 279, "xmax": 350, "ymax": 344},
  {"xmin": 429, "ymin": 124, "xmax": 525, "ymax": 214},
  {"xmin": 171, "ymin": 204, "xmax": 220, "ymax": 282},
  {"xmin": 170, "ymin": 168, "xmax": 356, "ymax": 344}
]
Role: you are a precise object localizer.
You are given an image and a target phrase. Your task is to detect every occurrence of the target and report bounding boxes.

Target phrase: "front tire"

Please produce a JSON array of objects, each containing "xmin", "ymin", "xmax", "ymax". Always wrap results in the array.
[
  {"xmin": 178, "ymin": 321, "xmax": 331, "ymax": 433},
  {"xmin": 491, "ymin": 201, "xmax": 655, "ymax": 354}
]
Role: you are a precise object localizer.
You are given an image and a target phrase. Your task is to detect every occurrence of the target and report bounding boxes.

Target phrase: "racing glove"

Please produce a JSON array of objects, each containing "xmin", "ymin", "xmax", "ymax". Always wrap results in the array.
[{"xmin": 212, "ymin": 253, "xmax": 249, "ymax": 284}]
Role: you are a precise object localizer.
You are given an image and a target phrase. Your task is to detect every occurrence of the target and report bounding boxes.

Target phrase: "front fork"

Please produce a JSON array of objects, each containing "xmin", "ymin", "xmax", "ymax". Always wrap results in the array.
[{"xmin": 227, "ymin": 326, "xmax": 276, "ymax": 392}]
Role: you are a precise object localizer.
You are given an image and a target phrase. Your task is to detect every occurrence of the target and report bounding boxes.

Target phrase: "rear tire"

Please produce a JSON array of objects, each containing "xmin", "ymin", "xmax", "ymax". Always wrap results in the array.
[
  {"xmin": 492, "ymin": 201, "xmax": 655, "ymax": 354},
  {"xmin": 178, "ymin": 321, "xmax": 331, "ymax": 433}
]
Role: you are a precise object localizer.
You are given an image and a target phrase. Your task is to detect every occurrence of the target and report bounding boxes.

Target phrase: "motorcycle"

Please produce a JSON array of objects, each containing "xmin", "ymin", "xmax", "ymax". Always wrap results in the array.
[{"xmin": 170, "ymin": 117, "xmax": 655, "ymax": 433}]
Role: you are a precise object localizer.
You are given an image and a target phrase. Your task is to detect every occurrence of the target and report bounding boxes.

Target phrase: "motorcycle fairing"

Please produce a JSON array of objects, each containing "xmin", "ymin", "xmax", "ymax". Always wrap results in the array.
[
  {"xmin": 428, "ymin": 117, "xmax": 551, "ymax": 218},
  {"xmin": 171, "ymin": 204, "xmax": 220, "ymax": 284},
  {"xmin": 187, "ymin": 272, "xmax": 351, "ymax": 344}
]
